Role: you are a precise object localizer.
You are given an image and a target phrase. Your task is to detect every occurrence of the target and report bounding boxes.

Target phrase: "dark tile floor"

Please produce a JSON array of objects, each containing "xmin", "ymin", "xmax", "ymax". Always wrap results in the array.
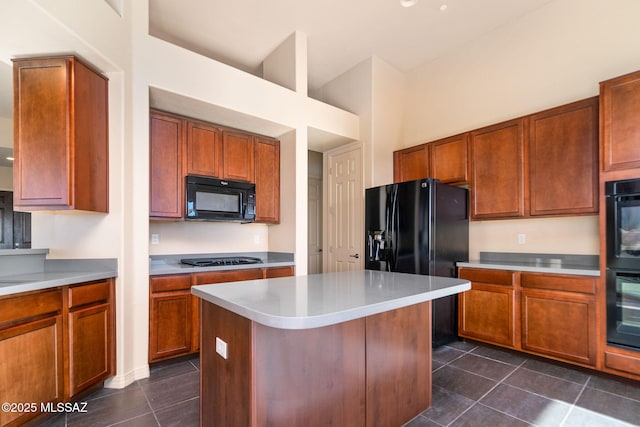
[
  {"xmin": 407, "ymin": 341, "xmax": 640, "ymax": 427},
  {"xmin": 39, "ymin": 356, "xmax": 200, "ymax": 427},
  {"xmin": 37, "ymin": 341, "xmax": 640, "ymax": 426}
]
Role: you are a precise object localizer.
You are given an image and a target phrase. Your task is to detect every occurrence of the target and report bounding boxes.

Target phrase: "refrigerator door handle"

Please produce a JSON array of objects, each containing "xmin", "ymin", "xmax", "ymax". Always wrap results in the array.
[{"xmin": 389, "ymin": 186, "xmax": 399, "ymax": 272}]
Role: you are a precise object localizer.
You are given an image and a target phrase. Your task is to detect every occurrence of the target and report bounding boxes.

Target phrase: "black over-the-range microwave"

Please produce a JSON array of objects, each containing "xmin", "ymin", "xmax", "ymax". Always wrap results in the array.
[{"xmin": 185, "ymin": 175, "xmax": 256, "ymax": 222}]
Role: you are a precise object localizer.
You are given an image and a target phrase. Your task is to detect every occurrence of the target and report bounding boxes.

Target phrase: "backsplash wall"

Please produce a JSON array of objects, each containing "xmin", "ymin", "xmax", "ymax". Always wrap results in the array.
[
  {"xmin": 149, "ymin": 221, "xmax": 269, "ymax": 255},
  {"xmin": 468, "ymin": 215, "xmax": 599, "ymax": 260}
]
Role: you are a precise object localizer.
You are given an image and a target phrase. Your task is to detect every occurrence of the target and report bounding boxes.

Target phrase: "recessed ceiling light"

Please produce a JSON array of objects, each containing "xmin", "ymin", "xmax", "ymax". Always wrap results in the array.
[
  {"xmin": 400, "ymin": 0, "xmax": 418, "ymax": 7},
  {"xmin": 440, "ymin": 4, "xmax": 448, "ymax": 11}
]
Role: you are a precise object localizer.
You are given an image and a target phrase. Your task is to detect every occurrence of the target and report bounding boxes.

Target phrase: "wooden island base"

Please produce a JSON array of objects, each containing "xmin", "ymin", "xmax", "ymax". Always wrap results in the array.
[{"xmin": 200, "ymin": 300, "xmax": 432, "ymax": 427}]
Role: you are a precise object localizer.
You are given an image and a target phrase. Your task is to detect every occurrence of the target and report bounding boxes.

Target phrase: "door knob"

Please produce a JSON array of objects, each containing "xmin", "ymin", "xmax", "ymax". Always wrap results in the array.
[{"xmin": 350, "ymin": 254, "xmax": 360, "ymax": 259}]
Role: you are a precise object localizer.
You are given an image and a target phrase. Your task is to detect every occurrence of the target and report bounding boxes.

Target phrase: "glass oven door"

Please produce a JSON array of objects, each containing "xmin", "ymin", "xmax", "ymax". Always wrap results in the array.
[
  {"xmin": 606, "ymin": 179, "xmax": 640, "ymax": 270},
  {"xmin": 607, "ymin": 271, "xmax": 640, "ymax": 350}
]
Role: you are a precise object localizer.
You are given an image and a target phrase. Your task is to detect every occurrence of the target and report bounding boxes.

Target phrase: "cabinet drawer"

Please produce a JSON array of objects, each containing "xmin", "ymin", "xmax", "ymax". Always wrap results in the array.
[
  {"xmin": 193, "ymin": 268, "xmax": 264, "ymax": 285},
  {"xmin": 0, "ymin": 289, "xmax": 62, "ymax": 326},
  {"xmin": 605, "ymin": 349, "xmax": 640, "ymax": 377},
  {"xmin": 150, "ymin": 274, "xmax": 192, "ymax": 293},
  {"xmin": 459, "ymin": 268, "xmax": 514, "ymax": 286},
  {"xmin": 521, "ymin": 273, "xmax": 596, "ymax": 294},
  {"xmin": 265, "ymin": 266, "xmax": 294, "ymax": 278},
  {"xmin": 68, "ymin": 280, "xmax": 111, "ymax": 309}
]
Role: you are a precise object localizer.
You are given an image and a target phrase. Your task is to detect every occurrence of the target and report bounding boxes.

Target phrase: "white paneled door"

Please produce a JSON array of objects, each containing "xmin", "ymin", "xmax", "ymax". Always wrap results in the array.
[
  {"xmin": 308, "ymin": 177, "xmax": 323, "ymax": 274},
  {"xmin": 325, "ymin": 142, "xmax": 364, "ymax": 272}
]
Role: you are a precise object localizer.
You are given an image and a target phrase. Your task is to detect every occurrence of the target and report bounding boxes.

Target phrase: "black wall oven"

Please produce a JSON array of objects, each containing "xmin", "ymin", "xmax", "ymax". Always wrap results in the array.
[{"xmin": 606, "ymin": 178, "xmax": 640, "ymax": 350}]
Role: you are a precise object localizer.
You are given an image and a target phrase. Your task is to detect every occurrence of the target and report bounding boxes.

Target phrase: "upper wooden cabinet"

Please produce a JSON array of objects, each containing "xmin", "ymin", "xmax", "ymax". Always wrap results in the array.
[
  {"xmin": 13, "ymin": 56, "xmax": 109, "ymax": 212},
  {"xmin": 470, "ymin": 119, "xmax": 526, "ymax": 219},
  {"xmin": 528, "ymin": 97, "xmax": 598, "ymax": 216},
  {"xmin": 150, "ymin": 111, "xmax": 184, "ymax": 219},
  {"xmin": 429, "ymin": 134, "xmax": 469, "ymax": 185},
  {"xmin": 396, "ymin": 96, "xmax": 600, "ymax": 220},
  {"xmin": 222, "ymin": 130, "xmax": 255, "ymax": 183},
  {"xmin": 255, "ymin": 137, "xmax": 281, "ymax": 223},
  {"xmin": 600, "ymin": 70, "xmax": 640, "ymax": 172},
  {"xmin": 393, "ymin": 144, "xmax": 429, "ymax": 183},
  {"xmin": 186, "ymin": 120, "xmax": 222, "ymax": 178},
  {"xmin": 149, "ymin": 110, "xmax": 280, "ymax": 221}
]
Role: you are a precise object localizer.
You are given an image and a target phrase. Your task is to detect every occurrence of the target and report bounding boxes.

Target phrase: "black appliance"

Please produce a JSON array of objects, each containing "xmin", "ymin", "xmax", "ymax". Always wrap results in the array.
[
  {"xmin": 185, "ymin": 175, "xmax": 255, "ymax": 222},
  {"xmin": 180, "ymin": 256, "xmax": 263, "ymax": 267},
  {"xmin": 606, "ymin": 178, "xmax": 640, "ymax": 350},
  {"xmin": 365, "ymin": 178, "xmax": 469, "ymax": 347}
]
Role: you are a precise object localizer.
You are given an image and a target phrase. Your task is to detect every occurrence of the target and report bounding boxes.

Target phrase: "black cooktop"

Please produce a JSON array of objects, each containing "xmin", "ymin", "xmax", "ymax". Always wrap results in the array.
[{"xmin": 180, "ymin": 256, "xmax": 263, "ymax": 267}]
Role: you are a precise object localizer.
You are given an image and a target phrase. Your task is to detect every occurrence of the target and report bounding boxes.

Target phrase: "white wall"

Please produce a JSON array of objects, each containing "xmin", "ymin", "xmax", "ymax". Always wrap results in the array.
[
  {"xmin": 0, "ymin": 117, "xmax": 12, "ymax": 190},
  {"xmin": 0, "ymin": 167, "xmax": 11, "ymax": 191},
  {"xmin": 0, "ymin": 117, "xmax": 11, "ymax": 148},
  {"xmin": 371, "ymin": 57, "xmax": 405, "ymax": 187},
  {"xmin": 403, "ymin": 0, "xmax": 640, "ymax": 257}
]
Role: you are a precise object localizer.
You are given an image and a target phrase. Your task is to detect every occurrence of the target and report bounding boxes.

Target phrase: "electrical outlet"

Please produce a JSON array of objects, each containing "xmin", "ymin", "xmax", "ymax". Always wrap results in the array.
[
  {"xmin": 151, "ymin": 234, "xmax": 160, "ymax": 245},
  {"xmin": 216, "ymin": 337, "xmax": 228, "ymax": 359},
  {"xmin": 518, "ymin": 234, "xmax": 526, "ymax": 245}
]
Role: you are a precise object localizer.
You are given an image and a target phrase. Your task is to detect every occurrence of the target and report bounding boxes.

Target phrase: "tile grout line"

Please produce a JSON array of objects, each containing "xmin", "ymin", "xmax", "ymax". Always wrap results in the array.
[
  {"xmin": 558, "ymin": 376, "xmax": 591, "ymax": 427},
  {"xmin": 434, "ymin": 344, "xmax": 526, "ymax": 426}
]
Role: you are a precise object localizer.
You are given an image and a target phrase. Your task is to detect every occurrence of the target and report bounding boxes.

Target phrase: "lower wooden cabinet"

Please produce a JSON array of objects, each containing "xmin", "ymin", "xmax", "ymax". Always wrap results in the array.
[
  {"xmin": 521, "ymin": 289, "xmax": 596, "ymax": 366},
  {"xmin": 149, "ymin": 266, "xmax": 294, "ymax": 363},
  {"xmin": 459, "ymin": 268, "xmax": 599, "ymax": 369},
  {"xmin": 0, "ymin": 315, "xmax": 64, "ymax": 427},
  {"xmin": 520, "ymin": 273, "xmax": 597, "ymax": 367},
  {"xmin": 0, "ymin": 279, "xmax": 115, "ymax": 427},
  {"xmin": 149, "ymin": 274, "xmax": 195, "ymax": 363},
  {"xmin": 458, "ymin": 268, "xmax": 517, "ymax": 348}
]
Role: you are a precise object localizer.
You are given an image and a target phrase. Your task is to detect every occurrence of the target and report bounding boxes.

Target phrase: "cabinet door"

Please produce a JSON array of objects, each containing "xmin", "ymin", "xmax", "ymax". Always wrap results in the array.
[
  {"xmin": 68, "ymin": 303, "xmax": 112, "ymax": 397},
  {"xmin": 13, "ymin": 57, "xmax": 71, "ymax": 208},
  {"xmin": 458, "ymin": 268, "xmax": 516, "ymax": 348},
  {"xmin": 470, "ymin": 119, "xmax": 525, "ymax": 219},
  {"xmin": 600, "ymin": 70, "xmax": 640, "ymax": 172},
  {"xmin": 255, "ymin": 137, "xmax": 280, "ymax": 223},
  {"xmin": 222, "ymin": 130, "xmax": 255, "ymax": 182},
  {"xmin": 149, "ymin": 274, "xmax": 193, "ymax": 362},
  {"xmin": 521, "ymin": 289, "xmax": 596, "ymax": 366},
  {"xmin": 13, "ymin": 56, "xmax": 108, "ymax": 212},
  {"xmin": 0, "ymin": 316, "xmax": 64, "ymax": 426},
  {"xmin": 529, "ymin": 98, "xmax": 598, "ymax": 216},
  {"xmin": 67, "ymin": 280, "xmax": 114, "ymax": 397},
  {"xmin": 149, "ymin": 290, "xmax": 193, "ymax": 362},
  {"xmin": 186, "ymin": 120, "xmax": 222, "ymax": 178},
  {"xmin": 430, "ymin": 134, "xmax": 470, "ymax": 185},
  {"xmin": 393, "ymin": 144, "xmax": 429, "ymax": 183},
  {"xmin": 459, "ymin": 283, "xmax": 516, "ymax": 348},
  {"xmin": 150, "ymin": 111, "xmax": 184, "ymax": 219}
]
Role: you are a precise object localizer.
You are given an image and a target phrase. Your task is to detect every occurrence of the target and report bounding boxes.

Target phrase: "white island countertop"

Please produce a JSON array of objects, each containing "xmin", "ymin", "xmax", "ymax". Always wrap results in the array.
[{"xmin": 192, "ymin": 270, "xmax": 470, "ymax": 330}]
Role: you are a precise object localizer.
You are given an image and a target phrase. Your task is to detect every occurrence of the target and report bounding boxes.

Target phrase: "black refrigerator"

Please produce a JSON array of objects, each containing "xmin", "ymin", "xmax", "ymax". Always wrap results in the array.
[{"xmin": 365, "ymin": 178, "xmax": 469, "ymax": 347}]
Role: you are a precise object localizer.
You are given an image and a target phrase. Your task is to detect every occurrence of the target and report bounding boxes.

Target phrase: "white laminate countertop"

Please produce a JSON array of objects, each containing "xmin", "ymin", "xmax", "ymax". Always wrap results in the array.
[
  {"xmin": 192, "ymin": 270, "xmax": 470, "ymax": 330},
  {"xmin": 0, "ymin": 259, "xmax": 118, "ymax": 297},
  {"xmin": 457, "ymin": 261, "xmax": 600, "ymax": 277}
]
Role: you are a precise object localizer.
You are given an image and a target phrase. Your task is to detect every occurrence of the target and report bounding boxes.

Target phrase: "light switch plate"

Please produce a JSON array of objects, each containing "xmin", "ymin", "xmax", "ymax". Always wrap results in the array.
[{"xmin": 216, "ymin": 337, "xmax": 228, "ymax": 359}]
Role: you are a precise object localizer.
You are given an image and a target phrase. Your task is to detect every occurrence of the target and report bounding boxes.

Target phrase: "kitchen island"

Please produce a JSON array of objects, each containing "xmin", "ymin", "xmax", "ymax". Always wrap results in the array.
[{"xmin": 192, "ymin": 270, "xmax": 470, "ymax": 427}]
